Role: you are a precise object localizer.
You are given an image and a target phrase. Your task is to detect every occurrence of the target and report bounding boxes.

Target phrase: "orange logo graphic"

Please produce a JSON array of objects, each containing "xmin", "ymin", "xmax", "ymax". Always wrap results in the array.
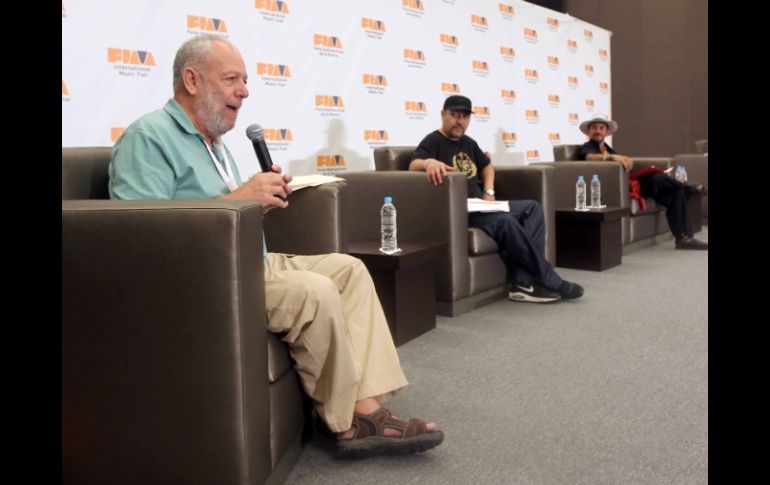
[
  {"xmin": 111, "ymin": 127, "xmax": 126, "ymax": 142},
  {"xmin": 568, "ymin": 76, "xmax": 579, "ymax": 86},
  {"xmin": 548, "ymin": 56, "xmax": 559, "ymax": 66},
  {"xmin": 526, "ymin": 150, "xmax": 540, "ymax": 160},
  {"xmin": 548, "ymin": 133, "xmax": 561, "ymax": 142},
  {"xmin": 547, "ymin": 17, "xmax": 559, "ymax": 28},
  {"xmin": 471, "ymin": 15, "xmax": 488, "ymax": 27},
  {"xmin": 441, "ymin": 33, "xmax": 460, "ymax": 46},
  {"xmin": 501, "ymin": 89, "xmax": 516, "ymax": 99},
  {"xmin": 263, "ymin": 129, "xmax": 293, "ymax": 141},
  {"xmin": 441, "ymin": 83, "xmax": 461, "ymax": 93},
  {"xmin": 500, "ymin": 46, "xmax": 515, "ymax": 57},
  {"xmin": 317, "ymin": 155, "xmax": 347, "ymax": 168},
  {"xmin": 524, "ymin": 68, "xmax": 539, "ymax": 80},
  {"xmin": 363, "ymin": 74, "xmax": 388, "ymax": 86},
  {"xmin": 599, "ymin": 82, "xmax": 609, "ymax": 90},
  {"xmin": 526, "ymin": 109, "xmax": 539, "ymax": 120},
  {"xmin": 548, "ymin": 94, "xmax": 560, "ymax": 104},
  {"xmin": 257, "ymin": 63, "xmax": 291, "ymax": 77},
  {"xmin": 361, "ymin": 17, "xmax": 386, "ymax": 32},
  {"xmin": 255, "ymin": 0, "xmax": 289, "ymax": 14},
  {"xmin": 187, "ymin": 15, "xmax": 228, "ymax": 33},
  {"xmin": 584, "ymin": 29, "xmax": 593, "ymax": 40},
  {"xmin": 499, "ymin": 3, "xmax": 514, "ymax": 14},
  {"xmin": 315, "ymin": 95, "xmax": 345, "ymax": 108},
  {"xmin": 364, "ymin": 130, "xmax": 390, "ymax": 141},
  {"xmin": 585, "ymin": 64, "xmax": 594, "ymax": 74},
  {"xmin": 524, "ymin": 28, "xmax": 538, "ymax": 40},
  {"xmin": 107, "ymin": 48, "xmax": 156, "ymax": 66},
  {"xmin": 569, "ymin": 113, "xmax": 579, "ymax": 122},
  {"xmin": 62, "ymin": 80, "xmax": 69, "ymax": 96},
  {"xmin": 404, "ymin": 49, "xmax": 426, "ymax": 61},
  {"xmin": 403, "ymin": 0, "xmax": 425, "ymax": 10},
  {"xmin": 585, "ymin": 99, "xmax": 595, "ymax": 108},
  {"xmin": 474, "ymin": 106, "xmax": 491, "ymax": 116},
  {"xmin": 405, "ymin": 101, "xmax": 427, "ymax": 112},
  {"xmin": 314, "ymin": 34, "xmax": 343, "ymax": 49},
  {"xmin": 568, "ymin": 39, "xmax": 578, "ymax": 50},
  {"xmin": 599, "ymin": 48, "xmax": 608, "ymax": 58},
  {"xmin": 473, "ymin": 60, "xmax": 490, "ymax": 72},
  {"xmin": 502, "ymin": 132, "xmax": 517, "ymax": 141}
]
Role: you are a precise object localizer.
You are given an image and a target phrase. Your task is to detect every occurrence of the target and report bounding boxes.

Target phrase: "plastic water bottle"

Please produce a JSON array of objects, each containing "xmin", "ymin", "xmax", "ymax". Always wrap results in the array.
[
  {"xmin": 575, "ymin": 176, "xmax": 587, "ymax": 211},
  {"xmin": 380, "ymin": 196, "xmax": 397, "ymax": 252},
  {"xmin": 590, "ymin": 174, "xmax": 602, "ymax": 208},
  {"xmin": 679, "ymin": 165, "xmax": 688, "ymax": 183},
  {"xmin": 674, "ymin": 165, "xmax": 683, "ymax": 182}
]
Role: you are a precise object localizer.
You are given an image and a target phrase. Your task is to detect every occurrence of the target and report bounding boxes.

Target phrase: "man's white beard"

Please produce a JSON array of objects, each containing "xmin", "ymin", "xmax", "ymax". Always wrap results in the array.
[{"xmin": 194, "ymin": 88, "xmax": 232, "ymax": 140}]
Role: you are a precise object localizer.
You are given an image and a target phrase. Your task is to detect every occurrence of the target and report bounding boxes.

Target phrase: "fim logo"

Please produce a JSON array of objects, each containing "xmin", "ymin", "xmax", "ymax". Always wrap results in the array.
[
  {"xmin": 405, "ymin": 100, "xmax": 427, "ymax": 113},
  {"xmin": 501, "ymin": 132, "xmax": 517, "ymax": 148},
  {"xmin": 403, "ymin": 49, "xmax": 427, "ymax": 68},
  {"xmin": 599, "ymin": 81, "xmax": 609, "ymax": 93},
  {"xmin": 362, "ymin": 17, "xmax": 386, "ymax": 38},
  {"xmin": 62, "ymin": 80, "xmax": 70, "ymax": 100},
  {"xmin": 111, "ymin": 127, "xmax": 126, "ymax": 143},
  {"xmin": 501, "ymin": 89, "xmax": 516, "ymax": 104},
  {"xmin": 568, "ymin": 112, "xmax": 580, "ymax": 125},
  {"xmin": 568, "ymin": 75, "xmax": 579, "ymax": 89},
  {"xmin": 314, "ymin": 34, "xmax": 343, "ymax": 49},
  {"xmin": 584, "ymin": 29, "xmax": 594, "ymax": 42},
  {"xmin": 567, "ymin": 39, "xmax": 578, "ymax": 51},
  {"xmin": 472, "ymin": 60, "xmax": 490, "ymax": 75},
  {"xmin": 263, "ymin": 128, "xmax": 293, "ymax": 141},
  {"xmin": 471, "ymin": 15, "xmax": 489, "ymax": 29},
  {"xmin": 364, "ymin": 130, "xmax": 390, "ymax": 146},
  {"xmin": 440, "ymin": 33, "xmax": 460, "ymax": 48},
  {"xmin": 473, "ymin": 106, "xmax": 491, "ymax": 122},
  {"xmin": 548, "ymin": 133, "xmax": 561, "ymax": 145},
  {"xmin": 547, "ymin": 17, "xmax": 559, "ymax": 31},
  {"xmin": 585, "ymin": 64, "xmax": 594, "ymax": 75},
  {"xmin": 548, "ymin": 94, "xmax": 560, "ymax": 108},
  {"xmin": 547, "ymin": 56, "xmax": 560, "ymax": 69},
  {"xmin": 255, "ymin": 0, "xmax": 289, "ymax": 14},
  {"xmin": 315, "ymin": 95, "xmax": 345, "ymax": 116},
  {"xmin": 441, "ymin": 82, "xmax": 461, "ymax": 94},
  {"xmin": 257, "ymin": 63, "xmax": 291, "ymax": 77},
  {"xmin": 187, "ymin": 15, "xmax": 228, "ymax": 34},
  {"xmin": 403, "ymin": 0, "xmax": 425, "ymax": 17},
  {"xmin": 585, "ymin": 99, "xmax": 595, "ymax": 112},
  {"xmin": 108, "ymin": 48, "xmax": 156, "ymax": 66},
  {"xmin": 317, "ymin": 155, "xmax": 347, "ymax": 173},
  {"xmin": 363, "ymin": 74, "xmax": 388, "ymax": 94},
  {"xmin": 499, "ymin": 3, "xmax": 515, "ymax": 16},
  {"xmin": 526, "ymin": 150, "xmax": 540, "ymax": 162},
  {"xmin": 524, "ymin": 27, "xmax": 538, "ymax": 42},
  {"xmin": 525, "ymin": 109, "xmax": 540, "ymax": 123},
  {"xmin": 62, "ymin": 3, "xmax": 66, "ymax": 17},
  {"xmin": 524, "ymin": 68, "xmax": 539, "ymax": 83},
  {"xmin": 500, "ymin": 46, "xmax": 515, "ymax": 61},
  {"xmin": 599, "ymin": 48, "xmax": 608, "ymax": 60}
]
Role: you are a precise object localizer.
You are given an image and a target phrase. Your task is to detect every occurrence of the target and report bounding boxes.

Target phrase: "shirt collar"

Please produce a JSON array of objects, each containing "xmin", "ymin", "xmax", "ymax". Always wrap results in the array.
[{"xmin": 163, "ymin": 98, "xmax": 206, "ymax": 140}]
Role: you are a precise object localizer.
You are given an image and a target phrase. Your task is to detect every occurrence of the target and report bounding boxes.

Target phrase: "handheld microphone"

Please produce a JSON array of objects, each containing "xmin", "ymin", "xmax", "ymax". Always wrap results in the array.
[{"xmin": 245, "ymin": 123, "xmax": 273, "ymax": 173}]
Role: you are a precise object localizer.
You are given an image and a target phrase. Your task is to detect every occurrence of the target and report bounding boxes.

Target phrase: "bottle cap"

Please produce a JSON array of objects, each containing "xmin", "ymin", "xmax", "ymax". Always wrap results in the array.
[
  {"xmin": 578, "ymin": 175, "xmax": 584, "ymax": 181},
  {"xmin": 592, "ymin": 174, "xmax": 598, "ymax": 179},
  {"xmin": 384, "ymin": 196, "xmax": 393, "ymax": 203}
]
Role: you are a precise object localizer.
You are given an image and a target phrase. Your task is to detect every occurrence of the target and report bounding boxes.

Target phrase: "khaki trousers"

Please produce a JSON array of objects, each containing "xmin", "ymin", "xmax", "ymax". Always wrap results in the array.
[{"xmin": 265, "ymin": 253, "xmax": 408, "ymax": 432}]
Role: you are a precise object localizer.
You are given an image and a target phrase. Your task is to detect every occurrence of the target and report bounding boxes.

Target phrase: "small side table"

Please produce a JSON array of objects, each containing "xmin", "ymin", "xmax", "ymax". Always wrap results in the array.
[
  {"xmin": 348, "ymin": 241, "xmax": 444, "ymax": 346},
  {"xmin": 555, "ymin": 207, "xmax": 629, "ymax": 271}
]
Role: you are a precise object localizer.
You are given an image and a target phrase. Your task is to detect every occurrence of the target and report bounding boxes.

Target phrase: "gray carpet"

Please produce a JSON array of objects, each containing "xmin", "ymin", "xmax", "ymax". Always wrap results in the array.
[{"xmin": 285, "ymin": 229, "xmax": 708, "ymax": 485}]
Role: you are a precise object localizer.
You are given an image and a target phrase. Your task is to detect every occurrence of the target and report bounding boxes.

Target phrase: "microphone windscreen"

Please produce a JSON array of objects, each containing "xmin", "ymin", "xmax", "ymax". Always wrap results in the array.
[{"xmin": 245, "ymin": 123, "xmax": 264, "ymax": 141}]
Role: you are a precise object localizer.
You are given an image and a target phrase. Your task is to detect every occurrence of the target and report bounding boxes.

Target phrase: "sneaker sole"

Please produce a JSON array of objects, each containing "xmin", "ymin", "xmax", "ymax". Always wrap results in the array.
[{"xmin": 508, "ymin": 292, "xmax": 561, "ymax": 303}]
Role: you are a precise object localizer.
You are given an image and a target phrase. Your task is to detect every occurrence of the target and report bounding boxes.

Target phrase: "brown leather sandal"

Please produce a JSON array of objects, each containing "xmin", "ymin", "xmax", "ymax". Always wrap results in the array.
[{"xmin": 336, "ymin": 407, "xmax": 445, "ymax": 459}]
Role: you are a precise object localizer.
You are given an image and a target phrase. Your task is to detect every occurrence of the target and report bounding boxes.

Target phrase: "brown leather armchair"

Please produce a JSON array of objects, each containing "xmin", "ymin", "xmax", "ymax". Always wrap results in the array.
[
  {"xmin": 62, "ymin": 147, "xmax": 347, "ymax": 485},
  {"xmin": 340, "ymin": 146, "xmax": 555, "ymax": 317}
]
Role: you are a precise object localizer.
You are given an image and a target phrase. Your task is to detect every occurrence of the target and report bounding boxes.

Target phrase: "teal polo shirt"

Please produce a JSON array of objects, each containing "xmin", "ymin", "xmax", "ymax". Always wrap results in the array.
[{"xmin": 109, "ymin": 98, "xmax": 243, "ymax": 200}]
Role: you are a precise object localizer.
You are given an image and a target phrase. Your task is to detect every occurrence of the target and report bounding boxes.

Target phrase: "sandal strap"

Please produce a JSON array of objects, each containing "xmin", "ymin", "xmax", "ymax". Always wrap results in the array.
[{"xmin": 349, "ymin": 408, "xmax": 429, "ymax": 439}]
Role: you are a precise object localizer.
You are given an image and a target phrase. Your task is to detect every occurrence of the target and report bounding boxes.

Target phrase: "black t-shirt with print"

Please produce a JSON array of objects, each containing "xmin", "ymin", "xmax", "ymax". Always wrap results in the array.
[
  {"xmin": 579, "ymin": 140, "xmax": 616, "ymax": 159},
  {"xmin": 412, "ymin": 130, "xmax": 490, "ymax": 198}
]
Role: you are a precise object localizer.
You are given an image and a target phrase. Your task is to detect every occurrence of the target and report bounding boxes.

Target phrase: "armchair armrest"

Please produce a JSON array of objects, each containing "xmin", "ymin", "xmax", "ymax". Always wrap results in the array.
[
  {"xmin": 340, "ymin": 171, "xmax": 470, "ymax": 302},
  {"xmin": 264, "ymin": 180, "xmax": 348, "ymax": 254},
  {"xmin": 62, "ymin": 199, "xmax": 271, "ymax": 484}
]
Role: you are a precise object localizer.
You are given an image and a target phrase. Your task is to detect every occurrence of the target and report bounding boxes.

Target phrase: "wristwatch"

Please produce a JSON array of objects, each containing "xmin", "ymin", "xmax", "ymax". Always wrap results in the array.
[{"xmin": 484, "ymin": 188, "xmax": 495, "ymax": 196}]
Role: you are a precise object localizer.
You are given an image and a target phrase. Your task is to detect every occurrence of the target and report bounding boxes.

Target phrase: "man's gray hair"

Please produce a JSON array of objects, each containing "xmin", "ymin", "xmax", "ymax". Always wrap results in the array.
[{"xmin": 172, "ymin": 35, "xmax": 233, "ymax": 92}]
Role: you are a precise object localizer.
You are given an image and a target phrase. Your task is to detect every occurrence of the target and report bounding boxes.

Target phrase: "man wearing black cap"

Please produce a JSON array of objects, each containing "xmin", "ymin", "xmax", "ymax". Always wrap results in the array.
[{"xmin": 409, "ymin": 95, "xmax": 584, "ymax": 303}]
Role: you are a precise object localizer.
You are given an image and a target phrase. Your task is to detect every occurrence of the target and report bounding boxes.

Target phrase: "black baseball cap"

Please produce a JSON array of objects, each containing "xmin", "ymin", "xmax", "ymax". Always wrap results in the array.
[{"xmin": 443, "ymin": 95, "xmax": 472, "ymax": 114}]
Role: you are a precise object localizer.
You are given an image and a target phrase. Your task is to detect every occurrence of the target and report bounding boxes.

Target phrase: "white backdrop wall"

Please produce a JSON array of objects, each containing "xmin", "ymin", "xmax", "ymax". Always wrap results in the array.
[{"xmin": 62, "ymin": 0, "xmax": 612, "ymax": 178}]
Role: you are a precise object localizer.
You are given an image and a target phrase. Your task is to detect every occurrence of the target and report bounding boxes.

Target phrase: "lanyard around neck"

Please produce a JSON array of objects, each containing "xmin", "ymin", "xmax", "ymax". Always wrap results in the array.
[{"xmin": 204, "ymin": 140, "xmax": 238, "ymax": 192}]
